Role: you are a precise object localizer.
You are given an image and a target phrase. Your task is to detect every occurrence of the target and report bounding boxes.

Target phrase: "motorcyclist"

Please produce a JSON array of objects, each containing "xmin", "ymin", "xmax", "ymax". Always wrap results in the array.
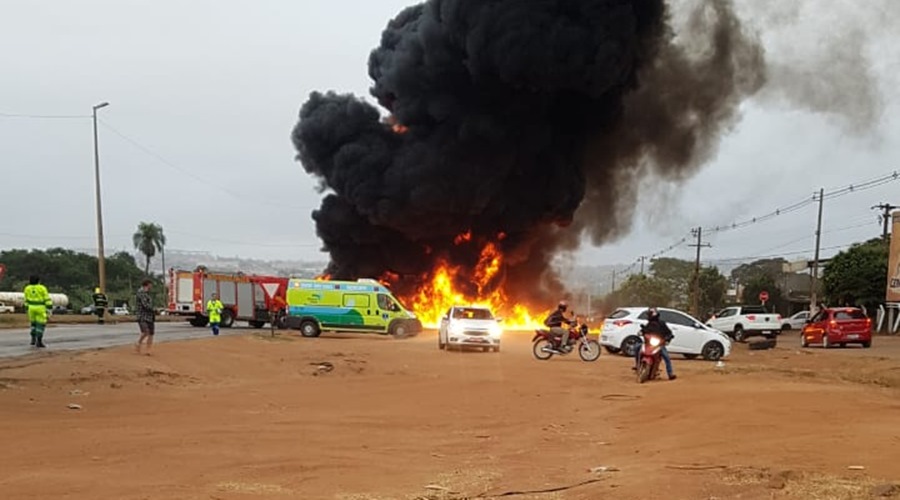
[
  {"xmin": 544, "ymin": 300, "xmax": 575, "ymax": 352},
  {"xmin": 634, "ymin": 307, "xmax": 677, "ymax": 381}
]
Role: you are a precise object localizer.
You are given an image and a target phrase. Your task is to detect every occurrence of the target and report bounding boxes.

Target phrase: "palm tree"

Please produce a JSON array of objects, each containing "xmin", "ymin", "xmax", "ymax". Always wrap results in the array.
[{"xmin": 132, "ymin": 222, "xmax": 167, "ymax": 276}]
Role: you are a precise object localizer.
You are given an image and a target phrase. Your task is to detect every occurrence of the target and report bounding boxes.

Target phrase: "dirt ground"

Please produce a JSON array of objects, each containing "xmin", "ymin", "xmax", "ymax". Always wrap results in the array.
[{"xmin": 1, "ymin": 329, "xmax": 899, "ymax": 500}]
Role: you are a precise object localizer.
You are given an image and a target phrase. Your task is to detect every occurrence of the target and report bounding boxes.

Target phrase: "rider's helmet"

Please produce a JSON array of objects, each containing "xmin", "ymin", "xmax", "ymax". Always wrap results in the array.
[
  {"xmin": 558, "ymin": 300, "xmax": 568, "ymax": 312},
  {"xmin": 647, "ymin": 307, "xmax": 660, "ymax": 321}
]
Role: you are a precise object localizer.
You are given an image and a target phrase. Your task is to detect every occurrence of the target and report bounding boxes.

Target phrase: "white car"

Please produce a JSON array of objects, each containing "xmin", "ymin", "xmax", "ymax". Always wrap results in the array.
[
  {"xmin": 781, "ymin": 311, "xmax": 810, "ymax": 331},
  {"xmin": 438, "ymin": 306, "xmax": 502, "ymax": 352},
  {"xmin": 601, "ymin": 307, "xmax": 732, "ymax": 361}
]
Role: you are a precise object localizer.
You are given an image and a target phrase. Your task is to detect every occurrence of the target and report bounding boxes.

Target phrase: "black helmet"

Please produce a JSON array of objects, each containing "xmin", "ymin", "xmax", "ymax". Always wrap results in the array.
[
  {"xmin": 558, "ymin": 300, "xmax": 568, "ymax": 312},
  {"xmin": 647, "ymin": 307, "xmax": 660, "ymax": 320}
]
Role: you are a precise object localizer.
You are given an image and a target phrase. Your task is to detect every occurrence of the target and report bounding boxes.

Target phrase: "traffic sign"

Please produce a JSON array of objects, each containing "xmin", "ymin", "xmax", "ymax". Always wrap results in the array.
[{"xmin": 759, "ymin": 290, "xmax": 769, "ymax": 303}]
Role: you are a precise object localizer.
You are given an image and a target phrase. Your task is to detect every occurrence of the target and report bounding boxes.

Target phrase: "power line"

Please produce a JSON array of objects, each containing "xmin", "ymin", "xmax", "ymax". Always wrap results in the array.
[
  {"xmin": 98, "ymin": 119, "xmax": 315, "ymax": 212},
  {"xmin": 0, "ymin": 111, "xmax": 89, "ymax": 119},
  {"xmin": 705, "ymin": 169, "xmax": 900, "ymax": 235}
]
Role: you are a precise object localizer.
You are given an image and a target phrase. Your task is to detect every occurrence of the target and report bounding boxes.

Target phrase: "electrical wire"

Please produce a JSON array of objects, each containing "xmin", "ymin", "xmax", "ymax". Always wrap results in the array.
[
  {"xmin": 98, "ymin": 119, "xmax": 316, "ymax": 212},
  {"xmin": 0, "ymin": 112, "xmax": 89, "ymax": 119}
]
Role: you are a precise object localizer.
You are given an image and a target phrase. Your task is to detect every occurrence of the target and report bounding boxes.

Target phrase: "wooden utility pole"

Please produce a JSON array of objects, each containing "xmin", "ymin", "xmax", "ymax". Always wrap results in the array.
[
  {"xmin": 810, "ymin": 188, "xmax": 825, "ymax": 313},
  {"xmin": 872, "ymin": 203, "xmax": 898, "ymax": 240},
  {"xmin": 689, "ymin": 227, "xmax": 711, "ymax": 318}
]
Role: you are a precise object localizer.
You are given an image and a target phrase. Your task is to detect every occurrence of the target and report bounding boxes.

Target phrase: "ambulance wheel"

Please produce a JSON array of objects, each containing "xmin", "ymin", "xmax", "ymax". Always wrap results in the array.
[
  {"xmin": 249, "ymin": 320, "xmax": 265, "ymax": 329},
  {"xmin": 300, "ymin": 320, "xmax": 321, "ymax": 338},
  {"xmin": 390, "ymin": 321, "xmax": 410, "ymax": 339}
]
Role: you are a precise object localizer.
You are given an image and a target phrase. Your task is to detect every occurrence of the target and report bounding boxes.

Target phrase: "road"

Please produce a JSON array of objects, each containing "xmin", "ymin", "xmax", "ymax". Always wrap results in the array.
[{"xmin": 0, "ymin": 322, "xmax": 252, "ymax": 358}]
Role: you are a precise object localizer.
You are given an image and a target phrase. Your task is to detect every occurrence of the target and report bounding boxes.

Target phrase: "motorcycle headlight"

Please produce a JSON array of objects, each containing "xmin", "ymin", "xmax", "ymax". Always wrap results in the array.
[{"xmin": 649, "ymin": 336, "xmax": 661, "ymax": 347}]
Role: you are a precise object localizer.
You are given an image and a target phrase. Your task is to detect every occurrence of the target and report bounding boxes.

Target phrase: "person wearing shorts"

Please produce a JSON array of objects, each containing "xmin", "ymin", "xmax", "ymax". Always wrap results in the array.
[{"xmin": 135, "ymin": 279, "xmax": 155, "ymax": 355}]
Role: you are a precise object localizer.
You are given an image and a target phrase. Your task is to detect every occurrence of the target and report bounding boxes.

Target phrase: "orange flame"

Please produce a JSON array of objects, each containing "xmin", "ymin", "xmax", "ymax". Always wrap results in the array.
[
  {"xmin": 404, "ymin": 238, "xmax": 544, "ymax": 330},
  {"xmin": 314, "ymin": 273, "xmax": 332, "ymax": 281},
  {"xmin": 454, "ymin": 230, "xmax": 473, "ymax": 245}
]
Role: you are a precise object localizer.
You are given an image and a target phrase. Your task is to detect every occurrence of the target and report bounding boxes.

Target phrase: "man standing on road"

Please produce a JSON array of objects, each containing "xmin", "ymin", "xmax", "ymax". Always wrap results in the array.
[
  {"xmin": 24, "ymin": 275, "xmax": 52, "ymax": 348},
  {"xmin": 92, "ymin": 287, "xmax": 108, "ymax": 325},
  {"xmin": 206, "ymin": 293, "xmax": 224, "ymax": 336},
  {"xmin": 135, "ymin": 279, "xmax": 155, "ymax": 355}
]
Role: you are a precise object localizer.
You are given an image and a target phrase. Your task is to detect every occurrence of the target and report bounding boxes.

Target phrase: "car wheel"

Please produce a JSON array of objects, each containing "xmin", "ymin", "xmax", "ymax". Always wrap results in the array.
[
  {"xmin": 438, "ymin": 332, "xmax": 446, "ymax": 350},
  {"xmin": 621, "ymin": 336, "xmax": 641, "ymax": 357},
  {"xmin": 800, "ymin": 333, "xmax": 809, "ymax": 348},
  {"xmin": 839, "ymin": 343, "xmax": 847, "ymax": 348},
  {"xmin": 604, "ymin": 346, "xmax": 621, "ymax": 355},
  {"xmin": 300, "ymin": 320, "xmax": 321, "ymax": 338},
  {"xmin": 492, "ymin": 345, "xmax": 501, "ymax": 353},
  {"xmin": 701, "ymin": 341, "xmax": 724, "ymax": 361},
  {"xmin": 683, "ymin": 354, "xmax": 699, "ymax": 360},
  {"xmin": 733, "ymin": 326, "xmax": 747, "ymax": 343},
  {"xmin": 782, "ymin": 324, "xmax": 791, "ymax": 332},
  {"xmin": 862, "ymin": 340, "xmax": 871, "ymax": 348}
]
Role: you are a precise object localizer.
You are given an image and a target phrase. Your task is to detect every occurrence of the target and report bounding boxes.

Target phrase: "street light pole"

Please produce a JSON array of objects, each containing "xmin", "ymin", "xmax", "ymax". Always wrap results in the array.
[{"xmin": 92, "ymin": 102, "xmax": 109, "ymax": 294}]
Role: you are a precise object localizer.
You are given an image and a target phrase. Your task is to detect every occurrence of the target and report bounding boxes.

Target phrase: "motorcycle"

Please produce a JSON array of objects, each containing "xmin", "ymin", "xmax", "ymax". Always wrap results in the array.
[
  {"xmin": 532, "ymin": 320, "xmax": 601, "ymax": 362},
  {"xmin": 636, "ymin": 332, "xmax": 665, "ymax": 383}
]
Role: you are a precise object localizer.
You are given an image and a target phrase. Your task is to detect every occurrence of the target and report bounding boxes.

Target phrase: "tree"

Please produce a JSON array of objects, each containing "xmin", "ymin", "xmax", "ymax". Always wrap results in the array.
[
  {"xmin": 741, "ymin": 274, "xmax": 783, "ymax": 312},
  {"xmin": 132, "ymin": 222, "xmax": 167, "ymax": 276},
  {"xmin": 605, "ymin": 274, "xmax": 672, "ymax": 310},
  {"xmin": 823, "ymin": 238, "xmax": 889, "ymax": 313},
  {"xmin": 648, "ymin": 257, "xmax": 694, "ymax": 309},
  {"xmin": 698, "ymin": 266, "xmax": 729, "ymax": 317}
]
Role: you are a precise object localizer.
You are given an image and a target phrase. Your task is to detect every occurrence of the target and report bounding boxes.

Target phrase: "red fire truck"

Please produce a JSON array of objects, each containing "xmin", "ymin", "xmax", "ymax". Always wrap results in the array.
[{"xmin": 167, "ymin": 268, "xmax": 289, "ymax": 329}]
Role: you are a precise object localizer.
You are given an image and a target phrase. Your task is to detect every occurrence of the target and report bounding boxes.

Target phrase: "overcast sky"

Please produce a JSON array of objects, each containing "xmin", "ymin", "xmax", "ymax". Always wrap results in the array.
[{"xmin": 2, "ymin": 1, "xmax": 899, "ymax": 271}]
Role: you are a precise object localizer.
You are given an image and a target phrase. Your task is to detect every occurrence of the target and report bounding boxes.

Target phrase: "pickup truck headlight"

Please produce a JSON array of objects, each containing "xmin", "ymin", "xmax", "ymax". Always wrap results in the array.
[{"xmin": 489, "ymin": 323, "xmax": 503, "ymax": 338}]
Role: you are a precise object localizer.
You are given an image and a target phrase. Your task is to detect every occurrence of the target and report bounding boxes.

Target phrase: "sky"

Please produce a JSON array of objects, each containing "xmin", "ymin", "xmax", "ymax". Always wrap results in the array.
[{"xmin": 2, "ymin": 0, "xmax": 899, "ymax": 271}]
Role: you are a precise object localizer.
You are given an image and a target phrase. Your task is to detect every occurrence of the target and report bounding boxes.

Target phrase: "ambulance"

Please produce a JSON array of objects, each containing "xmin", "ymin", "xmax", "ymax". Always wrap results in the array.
[{"xmin": 285, "ymin": 278, "xmax": 422, "ymax": 338}]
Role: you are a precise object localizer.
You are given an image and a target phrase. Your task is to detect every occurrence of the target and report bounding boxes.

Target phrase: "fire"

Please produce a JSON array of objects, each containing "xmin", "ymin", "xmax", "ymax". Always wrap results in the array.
[
  {"xmin": 386, "ymin": 115, "xmax": 409, "ymax": 134},
  {"xmin": 402, "ymin": 235, "xmax": 545, "ymax": 330},
  {"xmin": 314, "ymin": 273, "xmax": 332, "ymax": 281}
]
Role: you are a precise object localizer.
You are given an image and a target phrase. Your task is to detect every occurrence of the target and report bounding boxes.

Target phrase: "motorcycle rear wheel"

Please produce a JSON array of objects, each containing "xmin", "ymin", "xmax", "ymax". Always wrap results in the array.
[
  {"xmin": 532, "ymin": 339, "xmax": 554, "ymax": 360},
  {"xmin": 579, "ymin": 340, "xmax": 601, "ymax": 362}
]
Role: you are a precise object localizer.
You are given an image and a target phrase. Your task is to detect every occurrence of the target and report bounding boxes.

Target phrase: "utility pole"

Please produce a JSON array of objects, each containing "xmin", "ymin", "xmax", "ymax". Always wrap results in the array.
[
  {"xmin": 611, "ymin": 269, "xmax": 617, "ymax": 293},
  {"xmin": 92, "ymin": 102, "xmax": 110, "ymax": 295},
  {"xmin": 689, "ymin": 227, "xmax": 711, "ymax": 318},
  {"xmin": 810, "ymin": 188, "xmax": 825, "ymax": 313},
  {"xmin": 640, "ymin": 256, "xmax": 646, "ymax": 275},
  {"xmin": 872, "ymin": 203, "xmax": 899, "ymax": 240}
]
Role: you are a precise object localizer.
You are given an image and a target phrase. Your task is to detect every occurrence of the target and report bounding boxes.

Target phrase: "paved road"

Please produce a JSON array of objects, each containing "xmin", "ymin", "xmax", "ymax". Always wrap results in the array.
[{"xmin": 0, "ymin": 322, "xmax": 253, "ymax": 359}]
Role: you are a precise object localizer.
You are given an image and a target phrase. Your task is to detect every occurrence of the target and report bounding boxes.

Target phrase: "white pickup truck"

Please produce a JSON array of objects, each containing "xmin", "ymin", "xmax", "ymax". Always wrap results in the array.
[
  {"xmin": 0, "ymin": 302, "xmax": 14, "ymax": 314},
  {"xmin": 706, "ymin": 305, "xmax": 782, "ymax": 342}
]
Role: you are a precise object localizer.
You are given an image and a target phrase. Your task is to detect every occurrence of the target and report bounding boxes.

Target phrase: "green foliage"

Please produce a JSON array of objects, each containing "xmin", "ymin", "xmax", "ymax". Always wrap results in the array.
[
  {"xmin": 649, "ymin": 257, "xmax": 694, "ymax": 308},
  {"xmin": 605, "ymin": 274, "xmax": 673, "ymax": 310},
  {"xmin": 0, "ymin": 248, "xmax": 165, "ymax": 310},
  {"xmin": 741, "ymin": 274, "xmax": 783, "ymax": 311},
  {"xmin": 823, "ymin": 238, "xmax": 889, "ymax": 312},
  {"xmin": 133, "ymin": 222, "xmax": 167, "ymax": 275},
  {"xmin": 698, "ymin": 266, "xmax": 729, "ymax": 314},
  {"xmin": 731, "ymin": 258, "xmax": 787, "ymax": 284}
]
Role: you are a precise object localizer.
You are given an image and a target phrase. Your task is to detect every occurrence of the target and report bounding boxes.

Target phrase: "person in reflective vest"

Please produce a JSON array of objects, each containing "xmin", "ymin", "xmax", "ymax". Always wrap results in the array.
[
  {"xmin": 206, "ymin": 293, "xmax": 224, "ymax": 336},
  {"xmin": 24, "ymin": 275, "xmax": 52, "ymax": 348},
  {"xmin": 92, "ymin": 287, "xmax": 108, "ymax": 324}
]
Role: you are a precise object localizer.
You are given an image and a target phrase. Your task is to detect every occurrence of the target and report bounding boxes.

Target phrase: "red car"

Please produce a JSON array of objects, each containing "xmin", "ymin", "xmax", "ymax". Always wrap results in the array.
[{"xmin": 801, "ymin": 307, "xmax": 872, "ymax": 349}]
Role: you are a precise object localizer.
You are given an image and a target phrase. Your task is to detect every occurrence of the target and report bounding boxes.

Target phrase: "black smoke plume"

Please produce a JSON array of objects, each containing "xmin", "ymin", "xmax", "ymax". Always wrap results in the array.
[{"xmin": 292, "ymin": 0, "xmax": 765, "ymax": 303}]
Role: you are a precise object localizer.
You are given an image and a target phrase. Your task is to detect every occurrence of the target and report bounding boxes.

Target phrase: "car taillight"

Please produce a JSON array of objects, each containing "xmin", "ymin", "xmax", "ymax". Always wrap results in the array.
[
  {"xmin": 747, "ymin": 315, "xmax": 756, "ymax": 321},
  {"xmin": 613, "ymin": 320, "xmax": 632, "ymax": 327},
  {"xmin": 776, "ymin": 314, "xmax": 782, "ymax": 321},
  {"xmin": 866, "ymin": 318, "xmax": 872, "ymax": 329}
]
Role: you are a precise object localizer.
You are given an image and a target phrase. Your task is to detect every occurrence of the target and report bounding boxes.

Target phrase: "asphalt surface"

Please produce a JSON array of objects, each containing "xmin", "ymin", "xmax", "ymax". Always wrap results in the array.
[{"xmin": 0, "ymin": 322, "xmax": 253, "ymax": 358}]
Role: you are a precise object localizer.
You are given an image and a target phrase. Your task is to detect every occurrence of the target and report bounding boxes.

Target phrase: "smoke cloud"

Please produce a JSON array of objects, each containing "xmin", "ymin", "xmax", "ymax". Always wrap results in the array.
[{"xmin": 292, "ymin": 0, "xmax": 765, "ymax": 303}]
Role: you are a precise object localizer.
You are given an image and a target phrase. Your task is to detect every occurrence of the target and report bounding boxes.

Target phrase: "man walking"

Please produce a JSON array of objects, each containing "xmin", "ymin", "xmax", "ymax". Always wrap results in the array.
[
  {"xmin": 24, "ymin": 275, "xmax": 52, "ymax": 348},
  {"xmin": 135, "ymin": 279, "xmax": 155, "ymax": 355},
  {"xmin": 206, "ymin": 293, "xmax": 224, "ymax": 336}
]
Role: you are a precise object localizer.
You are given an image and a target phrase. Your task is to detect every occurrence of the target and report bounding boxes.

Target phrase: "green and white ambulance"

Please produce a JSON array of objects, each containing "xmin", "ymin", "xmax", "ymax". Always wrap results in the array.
[{"xmin": 284, "ymin": 278, "xmax": 422, "ymax": 338}]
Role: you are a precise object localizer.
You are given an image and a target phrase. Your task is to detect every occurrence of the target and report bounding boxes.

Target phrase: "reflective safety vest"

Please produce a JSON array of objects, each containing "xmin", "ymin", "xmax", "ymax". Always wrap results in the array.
[
  {"xmin": 24, "ymin": 284, "xmax": 52, "ymax": 309},
  {"xmin": 206, "ymin": 299, "xmax": 224, "ymax": 323}
]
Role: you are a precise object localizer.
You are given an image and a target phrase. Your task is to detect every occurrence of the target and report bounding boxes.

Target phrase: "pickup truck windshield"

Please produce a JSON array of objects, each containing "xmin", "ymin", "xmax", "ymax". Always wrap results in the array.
[{"xmin": 453, "ymin": 308, "xmax": 494, "ymax": 320}]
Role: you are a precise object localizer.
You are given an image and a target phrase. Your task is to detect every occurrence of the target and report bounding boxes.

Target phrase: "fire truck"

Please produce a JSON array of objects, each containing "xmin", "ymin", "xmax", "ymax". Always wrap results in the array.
[{"xmin": 167, "ymin": 268, "xmax": 289, "ymax": 329}]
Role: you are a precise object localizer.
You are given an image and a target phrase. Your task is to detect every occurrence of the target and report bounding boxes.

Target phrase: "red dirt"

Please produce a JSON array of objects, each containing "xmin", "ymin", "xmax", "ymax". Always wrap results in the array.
[{"xmin": 1, "ymin": 330, "xmax": 899, "ymax": 500}]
